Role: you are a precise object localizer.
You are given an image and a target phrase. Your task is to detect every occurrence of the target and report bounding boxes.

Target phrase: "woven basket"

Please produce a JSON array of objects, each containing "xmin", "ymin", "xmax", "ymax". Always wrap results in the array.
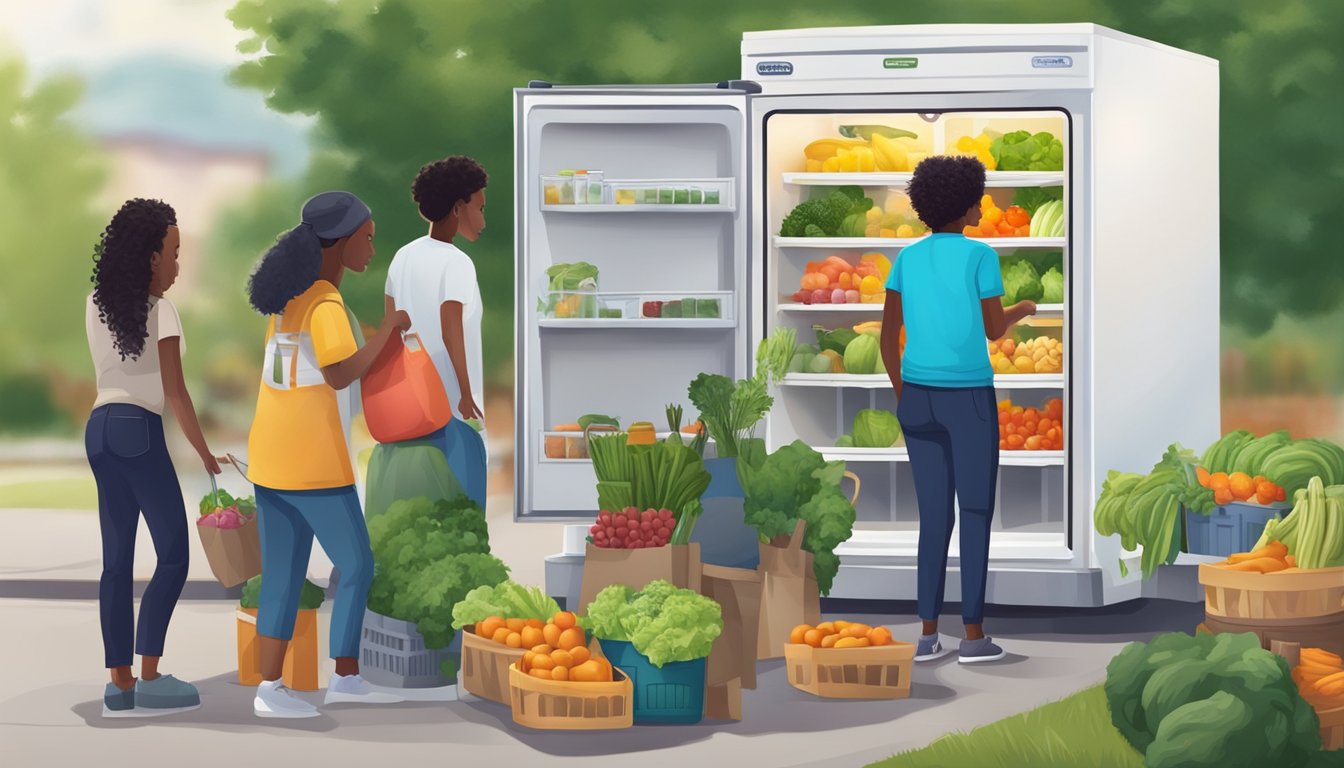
[
  {"xmin": 460, "ymin": 629, "xmax": 524, "ymax": 704},
  {"xmin": 508, "ymin": 664, "xmax": 633, "ymax": 730},
  {"xmin": 784, "ymin": 641, "xmax": 915, "ymax": 699}
]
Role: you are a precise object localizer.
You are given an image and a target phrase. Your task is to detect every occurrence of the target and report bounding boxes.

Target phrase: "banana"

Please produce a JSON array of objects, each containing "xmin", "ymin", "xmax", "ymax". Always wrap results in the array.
[
  {"xmin": 871, "ymin": 133, "xmax": 909, "ymax": 172},
  {"xmin": 804, "ymin": 138, "xmax": 869, "ymax": 162},
  {"xmin": 838, "ymin": 125, "xmax": 920, "ymax": 141}
]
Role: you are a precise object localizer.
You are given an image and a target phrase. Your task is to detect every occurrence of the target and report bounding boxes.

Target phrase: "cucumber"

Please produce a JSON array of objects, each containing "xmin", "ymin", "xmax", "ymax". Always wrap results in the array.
[{"xmin": 838, "ymin": 125, "xmax": 918, "ymax": 141}]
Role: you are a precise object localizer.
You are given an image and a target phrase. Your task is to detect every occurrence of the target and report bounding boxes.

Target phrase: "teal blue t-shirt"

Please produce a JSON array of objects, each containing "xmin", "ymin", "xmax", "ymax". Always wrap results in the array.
[{"xmin": 886, "ymin": 233, "xmax": 1004, "ymax": 388}]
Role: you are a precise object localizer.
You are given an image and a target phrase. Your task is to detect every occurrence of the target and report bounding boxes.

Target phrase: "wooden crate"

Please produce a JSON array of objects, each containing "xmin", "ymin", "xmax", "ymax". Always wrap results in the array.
[
  {"xmin": 460, "ymin": 629, "xmax": 525, "ymax": 705},
  {"xmin": 784, "ymin": 641, "xmax": 915, "ymax": 700},
  {"xmin": 508, "ymin": 664, "xmax": 633, "ymax": 730},
  {"xmin": 1199, "ymin": 565, "xmax": 1344, "ymax": 620},
  {"xmin": 1321, "ymin": 705, "xmax": 1344, "ymax": 752}
]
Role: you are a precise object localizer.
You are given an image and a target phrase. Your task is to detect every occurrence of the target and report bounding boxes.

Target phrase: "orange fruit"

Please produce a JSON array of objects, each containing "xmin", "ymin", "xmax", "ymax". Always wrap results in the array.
[
  {"xmin": 1025, "ymin": 436, "xmax": 1043, "ymax": 451},
  {"xmin": 1208, "ymin": 472, "xmax": 1230, "ymax": 490},
  {"xmin": 821, "ymin": 633, "xmax": 842, "ymax": 648},
  {"xmin": 531, "ymin": 644, "xmax": 554, "ymax": 656},
  {"xmin": 1275, "ymin": 485, "xmax": 1287, "ymax": 502},
  {"xmin": 816, "ymin": 622, "xmax": 835, "ymax": 633},
  {"xmin": 790, "ymin": 624, "xmax": 812, "ymax": 645},
  {"xmin": 553, "ymin": 612, "xmax": 577, "ymax": 631},
  {"xmin": 492, "ymin": 627, "xmax": 511, "ymax": 645},
  {"xmin": 1228, "ymin": 472, "xmax": 1255, "ymax": 501},
  {"xmin": 551, "ymin": 666, "xmax": 569, "ymax": 681},
  {"xmin": 1196, "ymin": 467, "xmax": 1211, "ymax": 488},
  {"xmin": 569, "ymin": 646, "xmax": 591, "ymax": 666},
  {"xmin": 868, "ymin": 627, "xmax": 893, "ymax": 646},
  {"xmin": 542, "ymin": 623, "xmax": 562, "ymax": 647},
  {"xmin": 963, "ymin": 225, "xmax": 980, "ymax": 237},
  {"xmin": 505, "ymin": 632, "xmax": 522, "ymax": 648},
  {"xmin": 1005, "ymin": 206, "xmax": 1030, "ymax": 227},
  {"xmin": 506, "ymin": 618, "xmax": 525, "ymax": 633},
  {"xmin": 1007, "ymin": 434, "xmax": 1025, "ymax": 449},
  {"xmin": 530, "ymin": 668, "xmax": 553, "ymax": 680},
  {"xmin": 558, "ymin": 627, "xmax": 584, "ymax": 651},
  {"xmin": 525, "ymin": 618, "xmax": 545, "ymax": 629},
  {"xmin": 551, "ymin": 649, "xmax": 574, "ymax": 668},
  {"xmin": 803, "ymin": 629, "xmax": 824, "ymax": 647},
  {"xmin": 531, "ymin": 653, "xmax": 555, "ymax": 671},
  {"xmin": 520, "ymin": 626, "xmax": 544, "ymax": 649},
  {"xmin": 479, "ymin": 616, "xmax": 505, "ymax": 639},
  {"xmin": 1214, "ymin": 487, "xmax": 1234, "ymax": 505}
]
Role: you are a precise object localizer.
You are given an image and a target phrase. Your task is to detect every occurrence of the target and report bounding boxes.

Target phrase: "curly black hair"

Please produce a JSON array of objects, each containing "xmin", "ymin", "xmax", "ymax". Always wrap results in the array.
[
  {"xmin": 906, "ymin": 155, "xmax": 986, "ymax": 231},
  {"xmin": 90, "ymin": 199, "xmax": 177, "ymax": 360},
  {"xmin": 412, "ymin": 156, "xmax": 488, "ymax": 222},
  {"xmin": 246, "ymin": 225, "xmax": 326, "ymax": 316}
]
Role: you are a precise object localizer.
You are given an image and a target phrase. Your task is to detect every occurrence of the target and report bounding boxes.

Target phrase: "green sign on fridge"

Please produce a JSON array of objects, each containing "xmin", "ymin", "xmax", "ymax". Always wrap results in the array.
[{"xmin": 883, "ymin": 57, "xmax": 918, "ymax": 69}]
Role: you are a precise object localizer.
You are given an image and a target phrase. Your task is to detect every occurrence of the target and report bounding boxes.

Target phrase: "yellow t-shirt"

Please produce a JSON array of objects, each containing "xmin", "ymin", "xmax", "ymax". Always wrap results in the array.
[{"xmin": 247, "ymin": 281, "xmax": 359, "ymax": 491}]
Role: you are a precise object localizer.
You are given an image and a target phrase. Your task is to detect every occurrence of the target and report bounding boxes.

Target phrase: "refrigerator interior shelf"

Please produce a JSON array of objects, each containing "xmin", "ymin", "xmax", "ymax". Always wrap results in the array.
[
  {"xmin": 782, "ymin": 171, "xmax": 1066, "ymax": 188},
  {"xmin": 538, "ymin": 318, "xmax": 735, "ymax": 329},
  {"xmin": 775, "ymin": 236, "xmax": 1067, "ymax": 250},
  {"xmin": 779, "ymin": 373, "xmax": 1064, "ymax": 389},
  {"xmin": 775, "ymin": 302, "xmax": 1064, "ymax": 315},
  {"xmin": 821, "ymin": 446, "xmax": 1066, "ymax": 467},
  {"xmin": 542, "ymin": 203, "xmax": 735, "ymax": 213},
  {"xmin": 540, "ymin": 430, "xmax": 712, "ymax": 463}
]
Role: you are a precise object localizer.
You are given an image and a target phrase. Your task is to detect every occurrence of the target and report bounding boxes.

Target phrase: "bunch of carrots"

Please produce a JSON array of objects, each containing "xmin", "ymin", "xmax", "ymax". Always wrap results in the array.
[
  {"xmin": 1293, "ymin": 647, "xmax": 1344, "ymax": 709},
  {"xmin": 1213, "ymin": 540, "xmax": 1297, "ymax": 573}
]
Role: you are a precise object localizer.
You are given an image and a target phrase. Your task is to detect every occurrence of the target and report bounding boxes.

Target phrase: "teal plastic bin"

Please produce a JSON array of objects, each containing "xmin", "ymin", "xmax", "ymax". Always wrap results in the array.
[{"xmin": 597, "ymin": 639, "xmax": 705, "ymax": 724}]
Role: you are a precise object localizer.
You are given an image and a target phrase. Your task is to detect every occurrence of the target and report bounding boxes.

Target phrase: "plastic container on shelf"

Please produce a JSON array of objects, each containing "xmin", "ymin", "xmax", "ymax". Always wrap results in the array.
[
  {"xmin": 598, "ymin": 639, "xmax": 706, "ymax": 724},
  {"xmin": 573, "ymin": 171, "xmax": 590, "ymax": 205},
  {"xmin": 541, "ymin": 175, "xmax": 565, "ymax": 206},
  {"xmin": 586, "ymin": 170, "xmax": 605, "ymax": 204},
  {"xmin": 545, "ymin": 290, "xmax": 599, "ymax": 319},
  {"xmin": 557, "ymin": 170, "xmax": 576, "ymax": 204}
]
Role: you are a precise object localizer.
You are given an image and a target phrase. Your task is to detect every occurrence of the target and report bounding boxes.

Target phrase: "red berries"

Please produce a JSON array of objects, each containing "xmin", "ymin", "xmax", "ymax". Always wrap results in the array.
[{"xmin": 589, "ymin": 507, "xmax": 676, "ymax": 549}]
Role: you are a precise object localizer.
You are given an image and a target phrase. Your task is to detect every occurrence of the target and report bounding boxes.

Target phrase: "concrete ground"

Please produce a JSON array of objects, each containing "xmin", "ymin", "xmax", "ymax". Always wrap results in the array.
[{"xmin": 0, "ymin": 596, "xmax": 1203, "ymax": 768}]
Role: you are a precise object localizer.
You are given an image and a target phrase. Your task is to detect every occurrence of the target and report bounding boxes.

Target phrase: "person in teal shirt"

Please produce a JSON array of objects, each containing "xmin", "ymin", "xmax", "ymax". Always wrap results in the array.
[{"xmin": 879, "ymin": 156, "xmax": 1037, "ymax": 664}]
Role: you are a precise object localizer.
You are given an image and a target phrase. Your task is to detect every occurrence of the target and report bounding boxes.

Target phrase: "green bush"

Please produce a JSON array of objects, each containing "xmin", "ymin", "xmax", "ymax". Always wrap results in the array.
[
  {"xmin": 0, "ymin": 372, "xmax": 64, "ymax": 434},
  {"xmin": 1104, "ymin": 632, "xmax": 1321, "ymax": 768}
]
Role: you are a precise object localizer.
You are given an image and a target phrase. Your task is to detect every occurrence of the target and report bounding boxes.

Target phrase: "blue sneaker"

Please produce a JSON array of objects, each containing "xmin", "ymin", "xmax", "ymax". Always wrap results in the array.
[
  {"xmin": 914, "ymin": 633, "xmax": 952, "ymax": 662},
  {"xmin": 102, "ymin": 682, "xmax": 136, "ymax": 718},
  {"xmin": 133, "ymin": 674, "xmax": 201, "ymax": 715},
  {"xmin": 959, "ymin": 636, "xmax": 1007, "ymax": 664}
]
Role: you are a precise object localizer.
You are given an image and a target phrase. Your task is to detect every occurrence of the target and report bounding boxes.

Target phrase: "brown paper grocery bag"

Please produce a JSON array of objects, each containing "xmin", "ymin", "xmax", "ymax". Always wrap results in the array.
[
  {"xmin": 701, "ymin": 564, "xmax": 762, "ymax": 690},
  {"xmin": 198, "ymin": 521, "xmax": 262, "ymax": 588},
  {"xmin": 756, "ymin": 520, "xmax": 821, "ymax": 660},
  {"xmin": 578, "ymin": 542, "xmax": 702, "ymax": 611}
]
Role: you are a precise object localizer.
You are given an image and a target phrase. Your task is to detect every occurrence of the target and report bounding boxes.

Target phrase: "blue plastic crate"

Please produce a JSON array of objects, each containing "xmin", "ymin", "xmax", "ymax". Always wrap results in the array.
[
  {"xmin": 1185, "ymin": 502, "xmax": 1290, "ymax": 558},
  {"xmin": 598, "ymin": 639, "xmax": 705, "ymax": 724}
]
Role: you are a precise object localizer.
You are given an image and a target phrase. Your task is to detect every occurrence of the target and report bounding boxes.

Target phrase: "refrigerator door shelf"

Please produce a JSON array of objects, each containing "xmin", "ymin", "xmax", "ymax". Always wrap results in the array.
[
  {"xmin": 544, "ymin": 176, "xmax": 736, "ymax": 212},
  {"xmin": 776, "ymin": 302, "xmax": 1064, "ymax": 315},
  {"xmin": 539, "ymin": 430, "xmax": 714, "ymax": 463},
  {"xmin": 537, "ymin": 290, "xmax": 735, "ymax": 326},
  {"xmin": 778, "ymin": 373, "xmax": 1065, "ymax": 389},
  {"xmin": 775, "ymin": 236, "xmax": 1067, "ymax": 250},
  {"xmin": 822, "ymin": 446, "xmax": 1066, "ymax": 467},
  {"xmin": 782, "ymin": 171, "xmax": 1066, "ymax": 188}
]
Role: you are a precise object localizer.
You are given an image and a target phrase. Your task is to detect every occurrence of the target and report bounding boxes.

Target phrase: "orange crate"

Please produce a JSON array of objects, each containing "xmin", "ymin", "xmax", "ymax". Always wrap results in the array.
[
  {"xmin": 508, "ymin": 664, "xmax": 633, "ymax": 730},
  {"xmin": 784, "ymin": 641, "xmax": 914, "ymax": 699},
  {"xmin": 460, "ymin": 630, "xmax": 524, "ymax": 705}
]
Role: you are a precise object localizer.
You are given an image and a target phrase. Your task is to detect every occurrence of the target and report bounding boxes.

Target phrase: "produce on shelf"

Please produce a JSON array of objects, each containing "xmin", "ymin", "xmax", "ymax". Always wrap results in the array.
[
  {"xmin": 837, "ymin": 124, "xmax": 919, "ymax": 142},
  {"xmin": 1012, "ymin": 186, "xmax": 1064, "ymax": 216},
  {"xmin": 1201, "ymin": 430, "xmax": 1344, "ymax": 497},
  {"xmin": 793, "ymin": 255, "xmax": 885, "ymax": 304},
  {"xmin": 544, "ymin": 414, "xmax": 619, "ymax": 459},
  {"xmin": 510, "ymin": 610, "xmax": 616, "ymax": 682},
  {"xmin": 1250, "ymin": 477, "xmax": 1344, "ymax": 568},
  {"xmin": 1001, "ymin": 259, "xmax": 1044, "ymax": 304},
  {"xmin": 451, "ymin": 581, "xmax": 563, "ymax": 631},
  {"xmin": 366, "ymin": 497, "xmax": 510, "ymax": 670},
  {"xmin": 1028, "ymin": 200, "xmax": 1066, "ymax": 238},
  {"xmin": 197, "ymin": 488, "xmax": 256, "ymax": 529},
  {"xmin": 1194, "ymin": 465, "xmax": 1285, "ymax": 506},
  {"xmin": 1294, "ymin": 647, "xmax": 1344, "ymax": 710},
  {"xmin": 538, "ymin": 262, "xmax": 599, "ymax": 317},
  {"xmin": 1093, "ymin": 443, "xmax": 1208, "ymax": 579},
  {"xmin": 584, "ymin": 581, "xmax": 723, "ymax": 668},
  {"xmin": 779, "ymin": 186, "xmax": 874, "ymax": 237},
  {"xmin": 736, "ymin": 439, "xmax": 857, "ymax": 595},
  {"xmin": 787, "ymin": 323, "xmax": 899, "ymax": 375},
  {"xmin": 1040, "ymin": 266, "xmax": 1064, "ymax": 304},
  {"xmin": 964, "ymin": 194, "xmax": 1031, "ymax": 238},
  {"xmin": 788, "ymin": 620, "xmax": 895, "ymax": 649},
  {"xmin": 851, "ymin": 409, "xmax": 902, "ymax": 448},
  {"xmin": 842, "ymin": 332, "xmax": 881, "ymax": 374},
  {"xmin": 1104, "ymin": 632, "xmax": 1323, "ymax": 768},
  {"xmin": 953, "ymin": 132, "xmax": 997, "ymax": 170},
  {"xmin": 802, "ymin": 128, "xmax": 926, "ymax": 173},
  {"xmin": 997, "ymin": 398, "xmax": 1064, "ymax": 450},
  {"xmin": 989, "ymin": 336, "xmax": 1062, "ymax": 374},
  {"xmin": 991, "ymin": 130, "xmax": 1065, "ymax": 172},
  {"xmin": 862, "ymin": 193, "xmax": 927, "ymax": 238},
  {"xmin": 640, "ymin": 297, "xmax": 723, "ymax": 319}
]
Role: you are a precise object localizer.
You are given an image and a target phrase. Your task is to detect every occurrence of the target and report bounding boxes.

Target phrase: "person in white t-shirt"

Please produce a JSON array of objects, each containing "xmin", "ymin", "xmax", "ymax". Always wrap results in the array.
[
  {"xmin": 384, "ymin": 156, "xmax": 489, "ymax": 510},
  {"xmin": 85, "ymin": 198, "xmax": 227, "ymax": 717}
]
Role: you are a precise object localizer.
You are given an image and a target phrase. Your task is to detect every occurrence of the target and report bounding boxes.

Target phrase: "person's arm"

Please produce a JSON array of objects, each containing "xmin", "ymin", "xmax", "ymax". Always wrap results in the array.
[
  {"xmin": 159, "ymin": 338, "xmax": 222, "ymax": 475},
  {"xmin": 319, "ymin": 306, "xmax": 411, "ymax": 391},
  {"xmin": 981, "ymin": 299, "xmax": 1037, "ymax": 341},
  {"xmin": 880, "ymin": 290, "xmax": 904, "ymax": 400},
  {"xmin": 440, "ymin": 300, "xmax": 481, "ymax": 419}
]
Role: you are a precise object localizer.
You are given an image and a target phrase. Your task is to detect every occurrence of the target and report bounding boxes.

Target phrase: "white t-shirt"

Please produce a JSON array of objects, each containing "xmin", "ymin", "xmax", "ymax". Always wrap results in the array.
[
  {"xmin": 85, "ymin": 293, "xmax": 185, "ymax": 415},
  {"xmin": 385, "ymin": 236, "xmax": 485, "ymax": 422}
]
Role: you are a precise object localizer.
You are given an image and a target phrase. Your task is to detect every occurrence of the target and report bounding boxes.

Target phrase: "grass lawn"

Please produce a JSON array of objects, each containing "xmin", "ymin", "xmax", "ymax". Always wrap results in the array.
[
  {"xmin": 868, "ymin": 685, "xmax": 1143, "ymax": 768},
  {"xmin": 0, "ymin": 476, "xmax": 99, "ymax": 510}
]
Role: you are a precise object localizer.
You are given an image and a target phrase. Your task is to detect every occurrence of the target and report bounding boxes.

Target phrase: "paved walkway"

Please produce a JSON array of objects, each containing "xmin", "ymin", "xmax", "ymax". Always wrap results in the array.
[{"xmin": 0, "ymin": 596, "xmax": 1202, "ymax": 768}]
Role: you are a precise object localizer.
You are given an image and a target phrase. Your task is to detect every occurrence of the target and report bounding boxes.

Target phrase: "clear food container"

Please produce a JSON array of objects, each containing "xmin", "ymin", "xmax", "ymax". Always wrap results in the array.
[
  {"xmin": 573, "ymin": 171, "xmax": 589, "ymax": 205},
  {"xmin": 637, "ymin": 292, "xmax": 732, "ymax": 321},
  {"xmin": 541, "ymin": 175, "xmax": 565, "ymax": 206},
  {"xmin": 543, "ymin": 291, "xmax": 599, "ymax": 319},
  {"xmin": 585, "ymin": 170, "xmax": 605, "ymax": 204},
  {"xmin": 557, "ymin": 170, "xmax": 576, "ymax": 204}
]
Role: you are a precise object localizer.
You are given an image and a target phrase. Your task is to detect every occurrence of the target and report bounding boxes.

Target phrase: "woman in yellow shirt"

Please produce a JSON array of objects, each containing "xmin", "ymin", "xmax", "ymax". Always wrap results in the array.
[{"xmin": 244, "ymin": 191, "xmax": 410, "ymax": 718}]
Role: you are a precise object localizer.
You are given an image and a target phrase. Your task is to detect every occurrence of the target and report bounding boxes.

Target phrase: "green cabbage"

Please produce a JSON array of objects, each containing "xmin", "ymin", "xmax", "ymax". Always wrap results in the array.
[
  {"xmin": 1041, "ymin": 267, "xmax": 1064, "ymax": 304},
  {"xmin": 585, "ymin": 581, "xmax": 723, "ymax": 667},
  {"xmin": 853, "ymin": 409, "xmax": 901, "ymax": 448},
  {"xmin": 843, "ymin": 333, "xmax": 880, "ymax": 375},
  {"xmin": 1001, "ymin": 259, "xmax": 1043, "ymax": 305}
]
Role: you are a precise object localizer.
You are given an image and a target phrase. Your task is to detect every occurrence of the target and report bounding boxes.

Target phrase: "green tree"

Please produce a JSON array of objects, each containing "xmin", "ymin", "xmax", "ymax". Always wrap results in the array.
[{"xmin": 0, "ymin": 57, "xmax": 108, "ymax": 430}]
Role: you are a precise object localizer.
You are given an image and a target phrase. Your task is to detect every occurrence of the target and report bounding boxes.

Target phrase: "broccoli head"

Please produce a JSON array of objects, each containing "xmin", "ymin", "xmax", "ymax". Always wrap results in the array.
[{"xmin": 781, "ymin": 198, "xmax": 844, "ymax": 237}]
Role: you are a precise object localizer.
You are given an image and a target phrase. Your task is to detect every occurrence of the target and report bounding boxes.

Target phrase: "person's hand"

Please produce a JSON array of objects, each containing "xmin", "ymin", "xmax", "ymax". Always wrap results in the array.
[
  {"xmin": 381, "ymin": 309, "xmax": 412, "ymax": 333},
  {"xmin": 458, "ymin": 394, "xmax": 483, "ymax": 420},
  {"xmin": 202, "ymin": 452, "xmax": 222, "ymax": 475},
  {"xmin": 1020, "ymin": 300, "xmax": 1038, "ymax": 316}
]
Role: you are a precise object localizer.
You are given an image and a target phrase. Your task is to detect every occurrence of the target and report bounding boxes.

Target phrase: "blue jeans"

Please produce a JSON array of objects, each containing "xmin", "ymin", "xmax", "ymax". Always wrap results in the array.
[
  {"xmin": 897, "ymin": 382, "xmax": 999, "ymax": 626},
  {"xmin": 254, "ymin": 485, "xmax": 372, "ymax": 659},
  {"xmin": 85, "ymin": 404, "xmax": 189, "ymax": 668},
  {"xmin": 426, "ymin": 417, "xmax": 487, "ymax": 511}
]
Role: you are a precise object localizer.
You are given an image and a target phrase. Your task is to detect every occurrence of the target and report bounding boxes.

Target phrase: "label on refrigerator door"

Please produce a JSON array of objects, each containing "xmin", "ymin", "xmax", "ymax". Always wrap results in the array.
[
  {"xmin": 756, "ymin": 61, "xmax": 794, "ymax": 76},
  {"xmin": 883, "ymin": 57, "xmax": 918, "ymax": 69},
  {"xmin": 1032, "ymin": 55, "xmax": 1074, "ymax": 69}
]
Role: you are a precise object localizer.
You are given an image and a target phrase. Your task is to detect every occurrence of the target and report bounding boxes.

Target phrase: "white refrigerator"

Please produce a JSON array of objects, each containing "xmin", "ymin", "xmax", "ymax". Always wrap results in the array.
[{"xmin": 517, "ymin": 23, "xmax": 1220, "ymax": 607}]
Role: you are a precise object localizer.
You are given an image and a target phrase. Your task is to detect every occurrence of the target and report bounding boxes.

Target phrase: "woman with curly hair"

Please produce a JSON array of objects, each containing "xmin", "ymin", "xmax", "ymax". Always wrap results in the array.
[
  {"xmin": 879, "ymin": 157, "xmax": 1037, "ymax": 665},
  {"xmin": 384, "ymin": 156, "xmax": 490, "ymax": 509},
  {"xmin": 243, "ymin": 191, "xmax": 410, "ymax": 718},
  {"xmin": 85, "ymin": 198, "xmax": 224, "ymax": 716}
]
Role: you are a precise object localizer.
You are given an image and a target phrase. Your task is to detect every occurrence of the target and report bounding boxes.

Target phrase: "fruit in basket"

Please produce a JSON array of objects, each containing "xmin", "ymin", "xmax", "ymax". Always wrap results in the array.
[
  {"xmin": 790, "ymin": 621, "xmax": 894, "ymax": 648},
  {"xmin": 997, "ymin": 398, "xmax": 1064, "ymax": 451},
  {"xmin": 1194, "ymin": 466, "xmax": 1284, "ymax": 505}
]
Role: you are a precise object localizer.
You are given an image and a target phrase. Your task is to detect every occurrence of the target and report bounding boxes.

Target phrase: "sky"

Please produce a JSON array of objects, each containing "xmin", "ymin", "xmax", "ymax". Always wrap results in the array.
[{"xmin": 0, "ymin": 0, "xmax": 312, "ymax": 176}]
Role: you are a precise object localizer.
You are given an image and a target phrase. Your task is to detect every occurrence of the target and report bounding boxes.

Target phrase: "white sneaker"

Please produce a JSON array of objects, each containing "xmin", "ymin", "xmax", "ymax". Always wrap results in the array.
[
  {"xmin": 324, "ymin": 674, "xmax": 404, "ymax": 706},
  {"xmin": 254, "ymin": 680, "xmax": 320, "ymax": 719}
]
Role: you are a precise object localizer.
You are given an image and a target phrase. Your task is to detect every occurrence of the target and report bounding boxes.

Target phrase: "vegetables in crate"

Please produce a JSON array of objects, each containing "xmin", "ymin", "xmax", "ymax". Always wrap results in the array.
[
  {"xmin": 583, "ymin": 581, "xmax": 723, "ymax": 668},
  {"xmin": 1251, "ymin": 476, "xmax": 1344, "ymax": 568},
  {"xmin": 1212, "ymin": 540, "xmax": 1294, "ymax": 572},
  {"xmin": 1104, "ymin": 632, "xmax": 1323, "ymax": 768},
  {"xmin": 789, "ymin": 620, "xmax": 895, "ymax": 649},
  {"xmin": 537, "ymin": 262, "xmax": 599, "ymax": 316},
  {"xmin": 1201, "ymin": 430, "xmax": 1344, "ymax": 497},
  {"xmin": 1294, "ymin": 647, "xmax": 1344, "ymax": 709},
  {"xmin": 451, "ymin": 581, "xmax": 563, "ymax": 631}
]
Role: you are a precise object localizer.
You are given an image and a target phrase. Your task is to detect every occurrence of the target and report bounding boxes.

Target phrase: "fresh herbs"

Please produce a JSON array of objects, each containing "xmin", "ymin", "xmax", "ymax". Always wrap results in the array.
[{"xmin": 687, "ymin": 373, "xmax": 773, "ymax": 459}]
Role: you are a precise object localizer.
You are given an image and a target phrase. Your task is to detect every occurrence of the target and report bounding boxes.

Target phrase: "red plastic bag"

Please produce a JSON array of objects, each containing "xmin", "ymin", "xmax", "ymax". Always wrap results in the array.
[{"xmin": 361, "ymin": 332, "xmax": 451, "ymax": 443}]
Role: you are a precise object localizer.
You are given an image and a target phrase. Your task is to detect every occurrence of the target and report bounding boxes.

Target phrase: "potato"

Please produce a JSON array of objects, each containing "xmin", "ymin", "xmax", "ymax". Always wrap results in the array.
[
  {"xmin": 840, "ymin": 625, "xmax": 868, "ymax": 638},
  {"xmin": 521, "ymin": 626, "xmax": 544, "ymax": 649},
  {"xmin": 492, "ymin": 627, "xmax": 511, "ymax": 645},
  {"xmin": 542, "ymin": 623, "xmax": 562, "ymax": 647},
  {"xmin": 506, "ymin": 618, "xmax": 526, "ymax": 633},
  {"xmin": 558, "ymin": 627, "xmax": 584, "ymax": 651}
]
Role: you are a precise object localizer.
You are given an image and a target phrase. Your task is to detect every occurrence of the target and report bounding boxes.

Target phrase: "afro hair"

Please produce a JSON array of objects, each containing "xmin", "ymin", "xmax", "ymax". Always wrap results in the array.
[
  {"xmin": 412, "ymin": 156, "xmax": 488, "ymax": 223},
  {"xmin": 906, "ymin": 155, "xmax": 986, "ymax": 231},
  {"xmin": 90, "ymin": 198, "xmax": 177, "ymax": 360}
]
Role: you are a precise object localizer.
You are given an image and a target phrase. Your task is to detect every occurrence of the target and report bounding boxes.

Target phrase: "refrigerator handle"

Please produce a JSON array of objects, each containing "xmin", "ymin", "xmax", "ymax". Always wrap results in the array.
[
  {"xmin": 527, "ymin": 80, "xmax": 554, "ymax": 89},
  {"xmin": 717, "ymin": 79, "xmax": 762, "ymax": 94}
]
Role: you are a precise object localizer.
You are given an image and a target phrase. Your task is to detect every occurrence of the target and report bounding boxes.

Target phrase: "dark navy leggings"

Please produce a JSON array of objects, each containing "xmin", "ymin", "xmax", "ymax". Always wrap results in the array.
[
  {"xmin": 897, "ymin": 382, "xmax": 999, "ymax": 625},
  {"xmin": 85, "ymin": 404, "xmax": 189, "ymax": 668}
]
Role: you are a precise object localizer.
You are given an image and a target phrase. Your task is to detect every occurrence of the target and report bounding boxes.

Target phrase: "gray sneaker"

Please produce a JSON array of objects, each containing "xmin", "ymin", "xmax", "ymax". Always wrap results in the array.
[
  {"xmin": 134, "ymin": 674, "xmax": 201, "ymax": 714},
  {"xmin": 959, "ymin": 636, "xmax": 1007, "ymax": 664},
  {"xmin": 102, "ymin": 682, "xmax": 136, "ymax": 718},
  {"xmin": 914, "ymin": 633, "xmax": 952, "ymax": 662}
]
